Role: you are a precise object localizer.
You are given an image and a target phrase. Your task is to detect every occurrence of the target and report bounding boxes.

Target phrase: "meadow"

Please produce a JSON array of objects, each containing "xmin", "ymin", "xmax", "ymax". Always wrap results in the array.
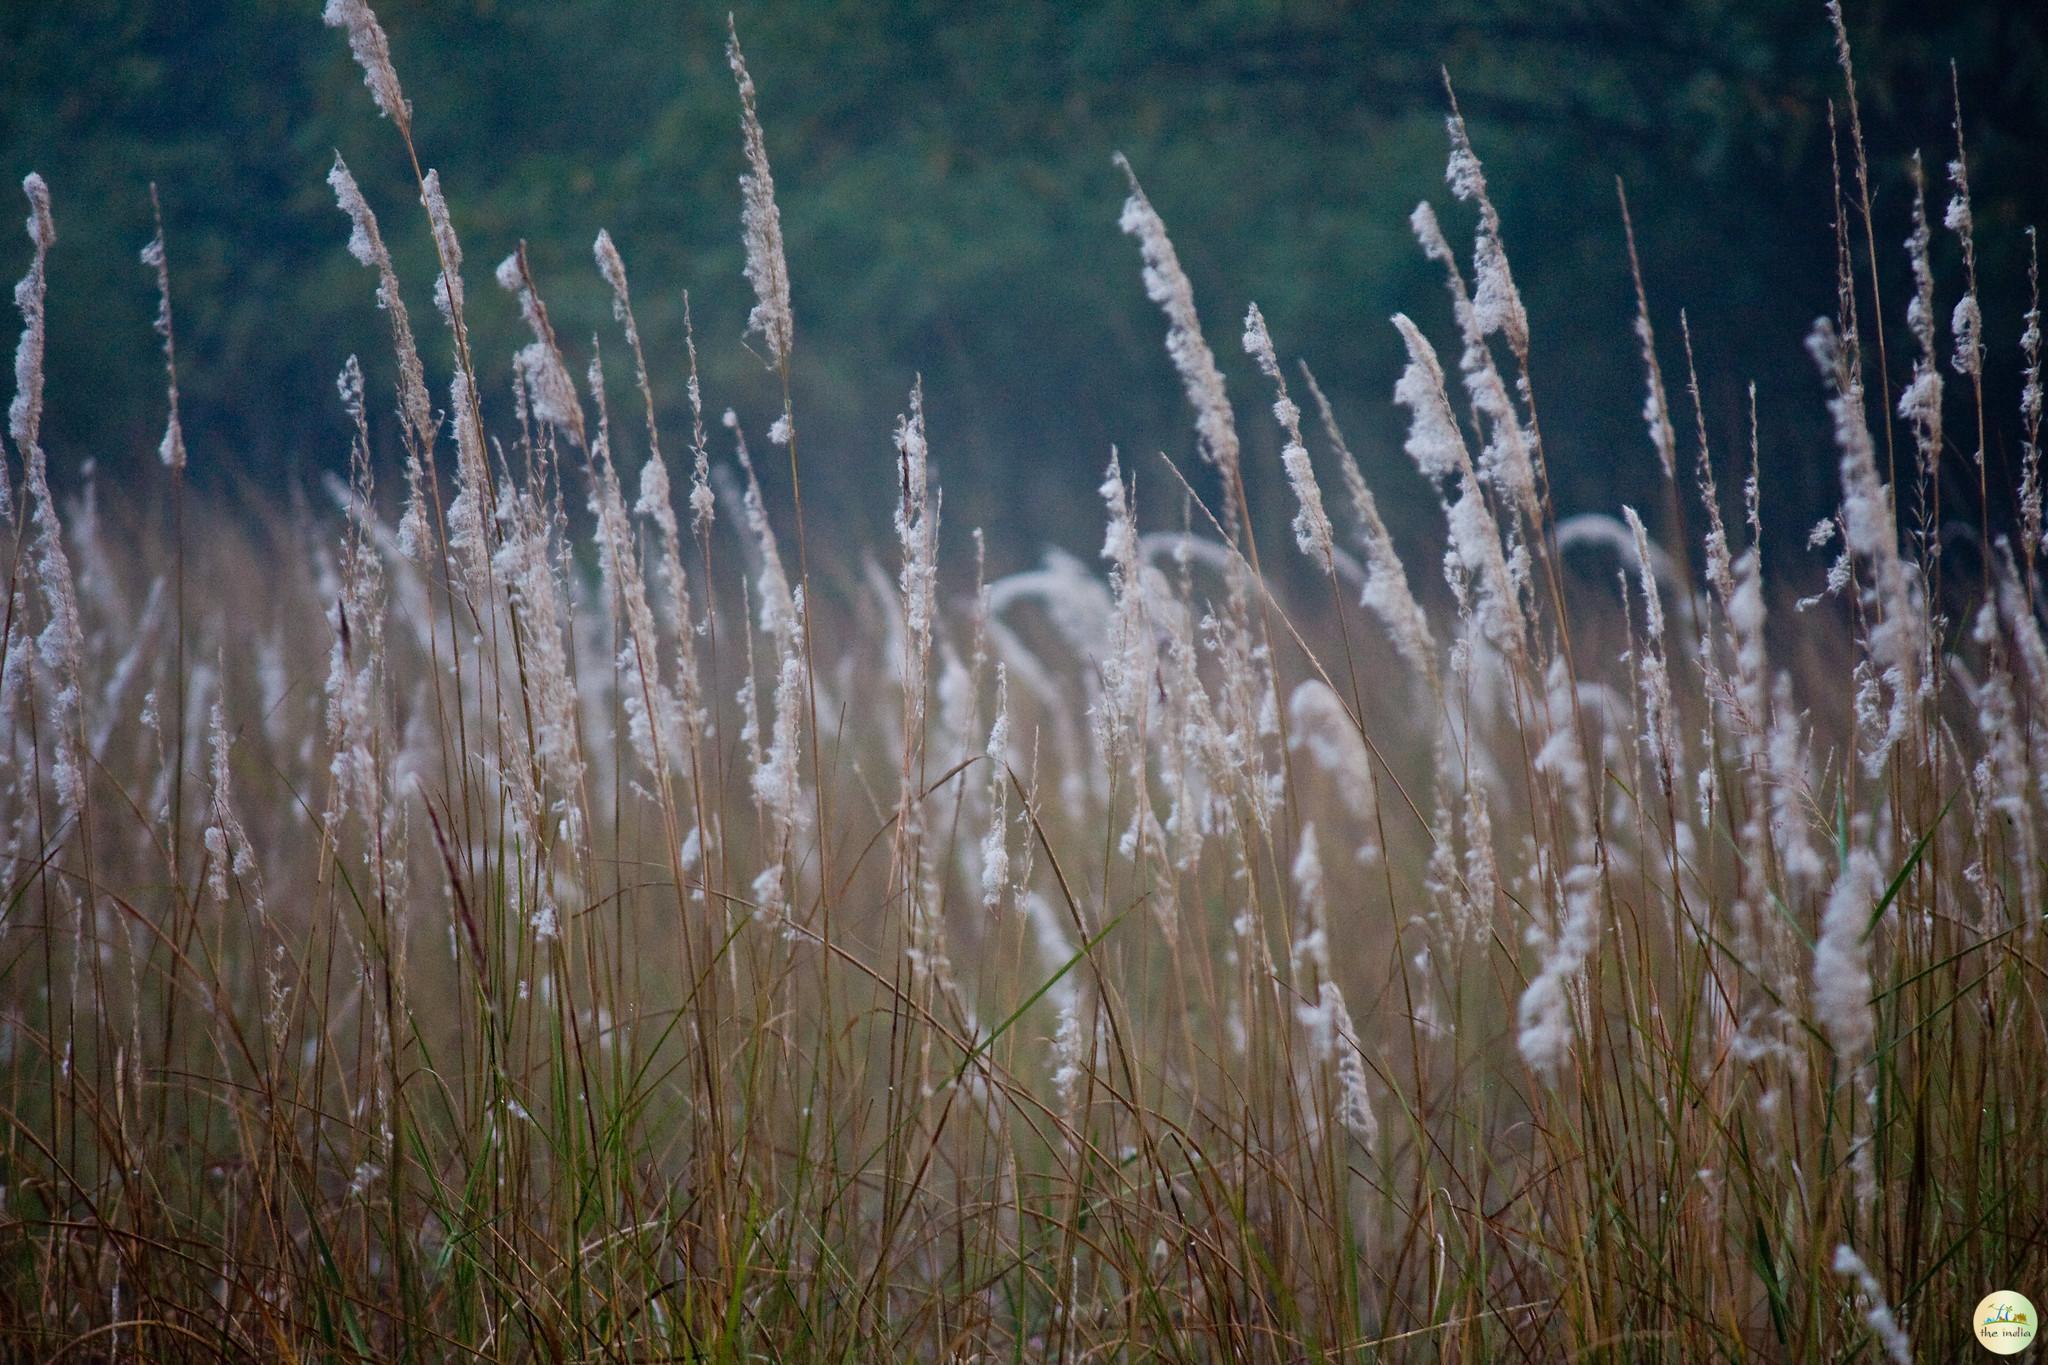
[{"xmin": 0, "ymin": 1, "xmax": 2042, "ymax": 1358}]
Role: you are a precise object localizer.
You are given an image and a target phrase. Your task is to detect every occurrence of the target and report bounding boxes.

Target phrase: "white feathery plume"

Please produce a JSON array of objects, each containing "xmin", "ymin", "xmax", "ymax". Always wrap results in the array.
[
  {"xmin": 894, "ymin": 382, "xmax": 938, "ymax": 712},
  {"xmin": 1681, "ymin": 322, "xmax": 1736, "ymax": 615},
  {"xmin": 326, "ymin": 157, "xmax": 438, "ymax": 563},
  {"xmin": 326, "ymin": 357, "xmax": 386, "ymax": 833},
  {"xmin": 1531, "ymin": 654, "xmax": 1589, "ymax": 794},
  {"xmin": 1622, "ymin": 198, "xmax": 1678, "ymax": 481},
  {"xmin": 980, "ymin": 665, "xmax": 1011, "ymax": 912},
  {"xmin": 488, "ymin": 488, "xmax": 586, "ymax": 844},
  {"xmin": 637, "ymin": 453, "xmax": 708, "ymax": 733},
  {"xmin": 988, "ymin": 551, "xmax": 1113, "ymax": 687},
  {"xmin": 585, "ymin": 349, "xmax": 681, "ymax": 784},
  {"xmin": 1391, "ymin": 311, "xmax": 1468, "ymax": 485},
  {"xmin": 1458, "ymin": 764, "xmax": 1502, "ymax": 937},
  {"xmin": 890, "ymin": 382, "xmax": 951, "ymax": 989},
  {"xmin": 1037, "ymin": 886, "xmax": 1105, "ymax": 1120},
  {"xmin": 440, "ymin": 367, "xmax": 490, "ymax": 594},
  {"xmin": 595, "ymin": 238, "xmax": 707, "ymax": 745},
  {"xmin": 1516, "ymin": 859, "xmax": 1601, "ymax": 1084},
  {"xmin": 2022, "ymin": 230, "xmax": 2043, "ymax": 557},
  {"xmin": 727, "ymin": 20, "xmax": 793, "ymax": 367},
  {"xmin": 592, "ymin": 230, "xmax": 632, "ymax": 340},
  {"xmin": 1814, "ymin": 848, "xmax": 1880, "ymax": 1061},
  {"xmin": 754, "ymin": 606, "xmax": 806, "ymax": 861},
  {"xmin": 139, "ymin": 191, "xmax": 185, "ymax": 472},
  {"xmin": 10, "ymin": 174, "xmax": 55, "ymax": 467},
  {"xmin": 729, "ymin": 413, "xmax": 800, "ymax": 656},
  {"xmin": 1242, "ymin": 304, "xmax": 1333, "ymax": 563},
  {"xmin": 1325, "ymin": 983, "xmax": 1378, "ymax": 1146},
  {"xmin": 322, "ymin": 0, "xmax": 412, "ymax": 134},
  {"xmin": 682, "ymin": 295, "xmax": 716, "ymax": 537},
  {"xmin": 936, "ymin": 639, "xmax": 974, "ymax": 761},
  {"xmin": 420, "ymin": 170, "xmax": 464, "ymax": 328},
  {"xmin": 1391, "ymin": 312, "xmax": 1525, "ymax": 663},
  {"xmin": 1293, "ymin": 825, "xmax": 1379, "ymax": 1149},
  {"xmin": 1299, "ymin": 365, "xmax": 1438, "ymax": 686},
  {"xmin": 594, "ymin": 227, "xmax": 685, "ymax": 632},
  {"xmin": 1898, "ymin": 154, "xmax": 1944, "ymax": 520},
  {"xmin": 1148, "ymin": 556, "xmax": 1228, "ymax": 876},
  {"xmin": 1972, "ymin": 590, "xmax": 2038, "ymax": 929},
  {"xmin": 729, "ymin": 417, "xmax": 806, "ymax": 913},
  {"xmin": 416, "ymin": 169, "xmax": 489, "ymax": 583},
  {"xmin": 496, "ymin": 250, "xmax": 583, "ymax": 448},
  {"xmin": 1409, "ymin": 200, "xmax": 1541, "ymax": 530},
  {"xmin": 1767, "ymin": 673, "xmax": 1826, "ymax": 891},
  {"xmin": 2, "ymin": 546, "xmax": 30, "ymax": 745},
  {"xmin": 1515, "ymin": 665, "xmax": 1608, "ymax": 1078},
  {"xmin": 1288, "ymin": 681, "xmax": 1379, "ymax": 863},
  {"xmin": 1831, "ymin": 1244, "xmax": 1914, "ymax": 1365},
  {"xmin": 1209, "ymin": 600, "xmax": 1282, "ymax": 833},
  {"xmin": 1725, "ymin": 545, "xmax": 1770, "ymax": 752},
  {"xmin": 325, "ymin": 165, "xmax": 406, "ymax": 361},
  {"xmin": 1622, "ymin": 506, "xmax": 1679, "ymax": 790},
  {"xmin": 13, "ymin": 175, "xmax": 85, "ymax": 817},
  {"xmin": 1095, "ymin": 452, "xmax": 1153, "ymax": 764},
  {"xmin": 1442, "ymin": 107, "xmax": 1528, "ymax": 355},
  {"xmin": 1288, "ymin": 825, "xmax": 1341, "ymax": 1054},
  {"xmin": 1712, "ymin": 487, "xmax": 1804, "ymax": 1039},
  {"xmin": 1808, "ymin": 319, "xmax": 1925, "ymax": 774},
  {"xmin": 1051, "ymin": 992, "xmax": 1090, "ymax": 1117},
  {"xmin": 734, "ymin": 579, "xmax": 763, "ymax": 792},
  {"xmin": 203, "ymin": 698, "xmax": 263, "ymax": 914},
  {"xmin": 1115, "ymin": 156, "xmax": 1241, "ymax": 508},
  {"xmin": 1079, "ymin": 274, "xmax": 1265, "ymax": 830},
  {"xmin": 591, "ymin": 234, "xmax": 704, "ymax": 772},
  {"xmin": 1946, "ymin": 139, "xmax": 1982, "ymax": 386}
]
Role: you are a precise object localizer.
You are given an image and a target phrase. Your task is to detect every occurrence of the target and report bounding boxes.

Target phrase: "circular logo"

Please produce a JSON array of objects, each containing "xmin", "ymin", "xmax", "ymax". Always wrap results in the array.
[{"xmin": 1976, "ymin": 1290, "xmax": 2039, "ymax": 1354}]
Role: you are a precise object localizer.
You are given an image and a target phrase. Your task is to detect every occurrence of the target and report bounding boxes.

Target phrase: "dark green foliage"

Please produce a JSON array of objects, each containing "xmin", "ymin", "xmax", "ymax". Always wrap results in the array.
[{"xmin": 3, "ymin": 0, "xmax": 2044, "ymax": 566}]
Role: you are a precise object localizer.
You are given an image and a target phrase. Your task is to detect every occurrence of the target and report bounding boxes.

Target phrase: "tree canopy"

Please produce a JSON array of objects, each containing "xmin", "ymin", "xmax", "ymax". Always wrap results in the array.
[{"xmin": 4, "ymin": 0, "xmax": 2043, "ymax": 570}]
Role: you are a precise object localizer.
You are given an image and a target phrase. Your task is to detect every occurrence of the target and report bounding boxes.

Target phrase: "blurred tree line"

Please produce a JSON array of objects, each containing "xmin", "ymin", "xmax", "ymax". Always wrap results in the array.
[{"xmin": 3, "ymin": 0, "xmax": 2044, "ymax": 579}]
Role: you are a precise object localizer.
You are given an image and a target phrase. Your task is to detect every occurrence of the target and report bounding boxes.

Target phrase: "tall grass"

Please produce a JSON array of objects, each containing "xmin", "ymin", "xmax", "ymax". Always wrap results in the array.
[{"xmin": 1, "ymin": 4, "xmax": 2043, "ymax": 1358}]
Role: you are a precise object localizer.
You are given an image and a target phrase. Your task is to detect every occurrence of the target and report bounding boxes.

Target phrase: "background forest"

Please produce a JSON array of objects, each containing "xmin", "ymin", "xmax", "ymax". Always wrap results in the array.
[{"xmin": 5, "ymin": 0, "xmax": 2045, "ymax": 565}]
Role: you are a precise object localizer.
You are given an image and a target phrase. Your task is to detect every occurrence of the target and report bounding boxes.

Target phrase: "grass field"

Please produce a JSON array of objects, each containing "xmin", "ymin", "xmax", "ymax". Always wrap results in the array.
[{"xmin": 0, "ymin": 1, "xmax": 2042, "ymax": 1358}]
